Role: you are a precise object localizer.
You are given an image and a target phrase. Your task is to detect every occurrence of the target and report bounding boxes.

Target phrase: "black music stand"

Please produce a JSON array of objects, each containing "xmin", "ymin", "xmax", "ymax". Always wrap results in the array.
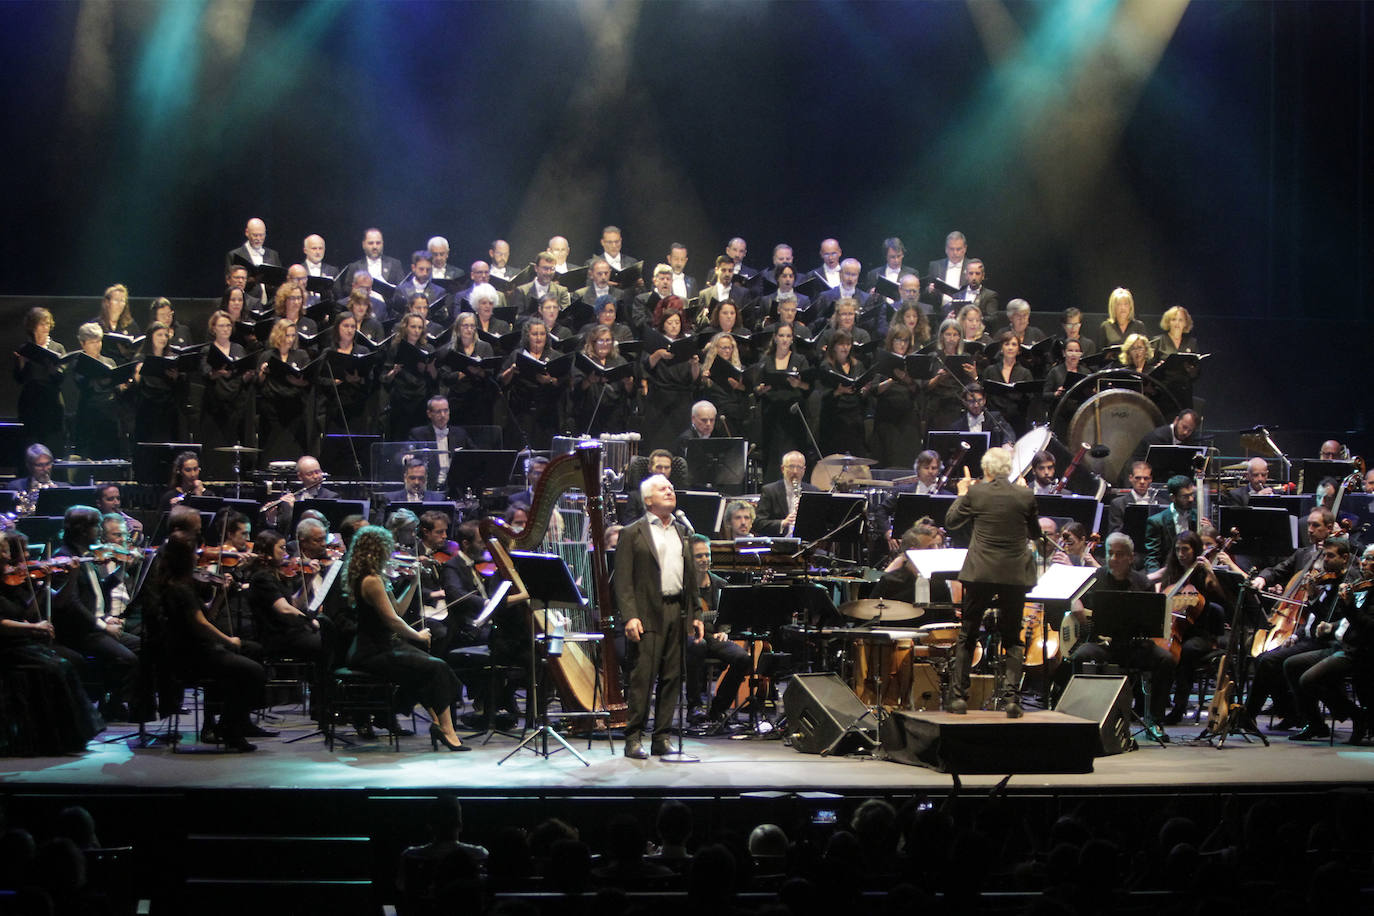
[
  {"xmin": 1122, "ymin": 503, "xmax": 1155, "ymax": 560},
  {"xmin": 34, "ymin": 487, "xmax": 98, "ymax": 517},
  {"xmin": 445, "ymin": 449, "xmax": 523, "ymax": 498},
  {"xmin": 793, "ymin": 491, "xmax": 867, "ymax": 546},
  {"xmin": 717, "ymin": 585, "xmax": 799, "ymax": 736},
  {"xmin": 1217, "ymin": 506, "xmax": 1298, "ymax": 561},
  {"xmin": 1033, "ymin": 494, "xmax": 1103, "ymax": 533},
  {"xmin": 498, "ymin": 551, "xmax": 591, "ymax": 767},
  {"xmin": 675, "ymin": 490, "xmax": 725, "ymax": 537},
  {"xmin": 1298, "ymin": 459, "xmax": 1357, "ymax": 494},
  {"xmin": 683, "ymin": 438, "xmax": 748, "ymax": 495},
  {"xmin": 927, "ymin": 431, "xmax": 989, "ymax": 478},
  {"xmin": 1145, "ymin": 445, "xmax": 1208, "ymax": 481},
  {"xmin": 289, "ymin": 498, "xmax": 370, "ymax": 533},
  {"xmin": 891, "ymin": 493, "xmax": 957, "ymax": 543},
  {"xmin": 1086, "ymin": 591, "xmax": 1171, "ymax": 748}
]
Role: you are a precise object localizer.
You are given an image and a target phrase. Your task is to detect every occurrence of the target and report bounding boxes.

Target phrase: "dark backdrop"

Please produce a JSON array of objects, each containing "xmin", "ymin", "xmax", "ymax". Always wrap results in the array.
[{"xmin": 1, "ymin": 0, "xmax": 1369, "ymax": 449}]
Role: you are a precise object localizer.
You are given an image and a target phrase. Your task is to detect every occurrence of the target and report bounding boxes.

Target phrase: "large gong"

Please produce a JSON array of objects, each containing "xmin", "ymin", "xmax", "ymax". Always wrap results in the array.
[{"xmin": 1067, "ymin": 390, "xmax": 1163, "ymax": 484}]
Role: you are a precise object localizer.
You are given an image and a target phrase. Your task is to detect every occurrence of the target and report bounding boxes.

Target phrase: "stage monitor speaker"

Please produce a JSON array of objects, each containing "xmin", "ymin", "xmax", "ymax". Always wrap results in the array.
[
  {"xmin": 783, "ymin": 672, "xmax": 873, "ymax": 755},
  {"xmin": 1057, "ymin": 674, "xmax": 1134, "ymax": 756}
]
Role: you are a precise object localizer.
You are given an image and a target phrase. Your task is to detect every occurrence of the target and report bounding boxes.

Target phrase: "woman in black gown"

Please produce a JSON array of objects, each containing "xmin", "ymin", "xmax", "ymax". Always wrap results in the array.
[
  {"xmin": 0, "ymin": 531, "xmax": 103, "ymax": 754},
  {"xmin": 498, "ymin": 318, "xmax": 563, "ymax": 451},
  {"xmin": 925, "ymin": 318, "xmax": 976, "ymax": 432},
  {"xmin": 569, "ymin": 325, "xmax": 633, "ymax": 435},
  {"xmin": 317, "ymin": 311, "xmax": 376, "ymax": 440},
  {"xmin": 199, "ymin": 310, "xmax": 253, "ymax": 479},
  {"xmin": 12, "ymin": 307, "xmax": 68, "ymax": 453},
  {"xmin": 382, "ymin": 314, "xmax": 437, "ymax": 442},
  {"xmin": 697, "ymin": 332, "xmax": 751, "ymax": 440},
  {"xmin": 149, "ymin": 297, "xmax": 193, "ymax": 348},
  {"xmin": 817, "ymin": 329, "xmax": 869, "ymax": 457},
  {"xmin": 753, "ymin": 322, "xmax": 812, "ymax": 481},
  {"xmin": 1151, "ymin": 305, "xmax": 1200, "ymax": 409},
  {"xmin": 70, "ymin": 323, "xmax": 123, "ymax": 459},
  {"xmin": 870, "ymin": 323, "xmax": 922, "ymax": 469},
  {"xmin": 255, "ymin": 319, "xmax": 313, "ymax": 462},
  {"xmin": 437, "ymin": 312, "xmax": 496, "ymax": 429},
  {"xmin": 157, "ymin": 530, "xmax": 266, "ymax": 752},
  {"xmin": 344, "ymin": 524, "xmax": 466, "ymax": 751},
  {"xmin": 1096, "ymin": 287, "xmax": 1147, "ymax": 351},
  {"xmin": 639, "ymin": 298, "xmax": 700, "ymax": 452},
  {"xmin": 133, "ymin": 321, "xmax": 183, "ymax": 444}
]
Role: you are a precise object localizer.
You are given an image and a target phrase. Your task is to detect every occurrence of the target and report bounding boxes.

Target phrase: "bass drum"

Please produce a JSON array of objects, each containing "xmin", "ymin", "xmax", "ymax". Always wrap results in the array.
[{"xmin": 1067, "ymin": 390, "xmax": 1163, "ymax": 485}]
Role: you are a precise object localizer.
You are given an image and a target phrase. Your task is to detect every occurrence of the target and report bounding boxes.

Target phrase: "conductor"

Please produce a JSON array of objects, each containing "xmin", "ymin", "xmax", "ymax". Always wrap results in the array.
[
  {"xmin": 944, "ymin": 445, "xmax": 1039, "ymax": 717},
  {"xmin": 613, "ymin": 474, "xmax": 702, "ymax": 759}
]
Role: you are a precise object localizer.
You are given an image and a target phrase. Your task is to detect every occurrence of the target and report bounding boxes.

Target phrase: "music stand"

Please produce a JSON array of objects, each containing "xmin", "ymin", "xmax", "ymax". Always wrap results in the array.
[
  {"xmin": 321, "ymin": 434, "xmax": 378, "ymax": 479},
  {"xmin": 1338, "ymin": 493, "xmax": 1374, "ymax": 551},
  {"xmin": 927, "ymin": 431, "xmax": 989, "ymax": 478},
  {"xmin": 891, "ymin": 494, "xmax": 957, "ymax": 544},
  {"xmin": 1123, "ymin": 503, "xmax": 1155, "ymax": 560},
  {"xmin": 1082, "ymin": 590, "xmax": 1171, "ymax": 748},
  {"xmin": 1217, "ymin": 506, "xmax": 1298, "ymax": 561},
  {"xmin": 35, "ymin": 487, "xmax": 98, "ymax": 517},
  {"xmin": 793, "ymin": 491, "xmax": 867, "ymax": 545},
  {"xmin": 717, "ymin": 585, "xmax": 801, "ymax": 737},
  {"xmin": 371, "ymin": 440, "xmax": 437, "ymax": 482},
  {"xmin": 675, "ymin": 490, "xmax": 725, "ymax": 537},
  {"xmin": 134, "ymin": 442, "xmax": 199, "ymax": 487},
  {"xmin": 1145, "ymin": 445, "xmax": 1208, "ymax": 481},
  {"xmin": 683, "ymin": 438, "xmax": 748, "ymax": 495},
  {"xmin": 1033, "ymin": 494, "xmax": 1103, "ymax": 533},
  {"xmin": 1026, "ymin": 564, "xmax": 1099, "ymax": 706},
  {"xmin": 499, "ymin": 551, "xmax": 591, "ymax": 767},
  {"xmin": 289, "ymin": 498, "xmax": 370, "ymax": 533},
  {"xmin": 1298, "ymin": 459, "xmax": 1357, "ymax": 494},
  {"xmin": 445, "ymin": 449, "xmax": 523, "ymax": 498}
]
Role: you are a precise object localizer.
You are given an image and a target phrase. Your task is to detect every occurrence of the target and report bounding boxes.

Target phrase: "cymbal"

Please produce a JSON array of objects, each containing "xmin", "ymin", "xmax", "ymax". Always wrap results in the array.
[
  {"xmin": 817, "ymin": 453, "xmax": 878, "ymax": 467},
  {"xmin": 1221, "ymin": 461, "xmax": 1251, "ymax": 472},
  {"xmin": 838, "ymin": 598, "xmax": 923, "ymax": 621},
  {"xmin": 214, "ymin": 445, "xmax": 261, "ymax": 454}
]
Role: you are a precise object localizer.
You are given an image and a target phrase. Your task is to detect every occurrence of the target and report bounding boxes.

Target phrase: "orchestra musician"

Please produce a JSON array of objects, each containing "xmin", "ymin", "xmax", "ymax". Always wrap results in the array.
[
  {"xmin": 952, "ymin": 384, "xmax": 1016, "ymax": 449},
  {"xmin": 13, "ymin": 307, "xmax": 69, "ymax": 453},
  {"xmin": 1286, "ymin": 542, "xmax": 1374, "ymax": 745},
  {"xmin": 671, "ymin": 401, "xmax": 719, "ymax": 460},
  {"xmin": 157, "ymin": 530, "xmax": 268, "ymax": 752},
  {"xmin": 614, "ymin": 473, "xmax": 701, "ymax": 759},
  {"xmin": 756, "ymin": 452, "xmax": 816, "ymax": 537},
  {"xmin": 1222, "ymin": 457, "xmax": 1274, "ymax": 507},
  {"xmin": 1054, "ymin": 532, "xmax": 1176, "ymax": 741},
  {"xmin": 1128, "ymin": 409, "xmax": 1202, "ymax": 473},
  {"xmin": 1158, "ymin": 531, "xmax": 1228, "ymax": 725},
  {"xmin": 944, "ymin": 446, "xmax": 1039, "ymax": 718},
  {"xmin": 724, "ymin": 500, "xmax": 756, "ymax": 538},
  {"xmin": 159, "ymin": 450, "xmax": 210, "ymax": 516},
  {"xmin": 407, "ymin": 397, "xmax": 475, "ymax": 491},
  {"xmin": 1028, "ymin": 450, "xmax": 1057, "ymax": 496},
  {"xmin": 410, "ymin": 510, "xmax": 458, "ymax": 657},
  {"xmin": 51, "ymin": 506, "xmax": 142, "ymax": 722},
  {"xmin": 94, "ymin": 483, "xmax": 144, "ymax": 546},
  {"xmin": 872, "ymin": 518, "xmax": 957, "ymax": 623},
  {"xmin": 6, "ymin": 444, "xmax": 63, "ymax": 505},
  {"xmin": 343, "ymin": 524, "xmax": 467, "ymax": 751},
  {"xmin": 1241, "ymin": 507, "xmax": 1338, "ymax": 730},
  {"xmin": 1144, "ymin": 476, "xmax": 1197, "ymax": 573},
  {"xmin": 0, "ymin": 530, "xmax": 104, "ymax": 752},
  {"xmin": 1279, "ymin": 537, "xmax": 1359, "ymax": 741},
  {"xmin": 247, "ymin": 529, "xmax": 322, "ymax": 670},
  {"xmin": 684, "ymin": 533, "xmax": 752, "ymax": 729}
]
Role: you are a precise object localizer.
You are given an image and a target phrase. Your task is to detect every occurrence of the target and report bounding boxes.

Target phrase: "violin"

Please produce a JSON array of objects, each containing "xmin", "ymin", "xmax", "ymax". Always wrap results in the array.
[
  {"xmin": 90, "ymin": 543, "xmax": 140, "ymax": 563},
  {"xmin": 197, "ymin": 547, "xmax": 250, "ymax": 568},
  {"xmin": 2, "ymin": 556, "xmax": 81, "ymax": 586},
  {"xmin": 280, "ymin": 556, "xmax": 322, "ymax": 578}
]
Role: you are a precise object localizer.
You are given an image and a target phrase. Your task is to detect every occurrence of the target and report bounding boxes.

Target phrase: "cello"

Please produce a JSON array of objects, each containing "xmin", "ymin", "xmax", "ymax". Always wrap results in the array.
[{"xmin": 480, "ymin": 441, "xmax": 628, "ymax": 728}]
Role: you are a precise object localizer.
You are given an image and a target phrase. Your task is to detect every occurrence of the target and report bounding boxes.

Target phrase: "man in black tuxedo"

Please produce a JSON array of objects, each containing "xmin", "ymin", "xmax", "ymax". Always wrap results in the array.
[
  {"xmin": 302, "ymin": 234, "xmax": 338, "ymax": 281},
  {"xmin": 1127, "ymin": 409, "xmax": 1201, "ymax": 477},
  {"xmin": 944, "ymin": 445, "xmax": 1039, "ymax": 717},
  {"xmin": 756, "ymin": 451, "xmax": 818, "ymax": 536},
  {"xmin": 1144, "ymin": 475, "xmax": 1196, "ymax": 572},
  {"xmin": 756, "ymin": 243, "xmax": 795, "ymax": 293},
  {"xmin": 407, "ymin": 396, "xmax": 476, "ymax": 491},
  {"xmin": 378, "ymin": 458, "xmax": 447, "ymax": 515},
  {"xmin": 613, "ymin": 473, "xmax": 701, "ymax": 758},
  {"xmin": 954, "ymin": 259, "xmax": 1000, "ymax": 320},
  {"xmin": 586, "ymin": 225, "xmax": 639, "ymax": 278},
  {"xmin": 953, "ymin": 384, "xmax": 1016, "ymax": 448},
  {"xmin": 863, "ymin": 237, "xmax": 919, "ymax": 297},
  {"xmin": 808, "ymin": 238, "xmax": 843, "ymax": 289},
  {"xmin": 724, "ymin": 237, "xmax": 756, "ymax": 285},
  {"xmin": 813, "ymin": 259, "xmax": 871, "ymax": 326},
  {"xmin": 1222, "ymin": 458, "xmax": 1275, "ymax": 507},
  {"xmin": 225, "ymin": 217, "xmax": 281, "ymax": 273},
  {"xmin": 1106, "ymin": 460, "xmax": 1161, "ymax": 533},
  {"xmin": 667, "ymin": 243, "xmax": 696, "ymax": 300},
  {"xmin": 390, "ymin": 250, "xmax": 445, "ymax": 320},
  {"xmin": 925, "ymin": 229, "xmax": 969, "ymax": 307},
  {"xmin": 672, "ymin": 401, "xmax": 719, "ymax": 459},
  {"xmin": 574, "ymin": 258, "xmax": 623, "ymax": 314},
  {"xmin": 335, "ymin": 227, "xmax": 405, "ymax": 299},
  {"xmin": 697, "ymin": 256, "xmax": 752, "ymax": 324},
  {"xmin": 488, "ymin": 239, "xmax": 515, "ymax": 281},
  {"xmin": 265, "ymin": 455, "xmax": 340, "ymax": 530},
  {"xmin": 6, "ymin": 443, "xmax": 65, "ymax": 495}
]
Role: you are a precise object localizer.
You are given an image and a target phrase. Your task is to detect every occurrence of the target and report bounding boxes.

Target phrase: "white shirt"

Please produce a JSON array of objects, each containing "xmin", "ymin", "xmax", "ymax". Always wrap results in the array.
[
  {"xmin": 672, "ymin": 273, "xmax": 688, "ymax": 298},
  {"xmin": 915, "ymin": 481, "xmax": 939, "ymax": 495},
  {"xmin": 822, "ymin": 266, "xmax": 840, "ymax": 288},
  {"xmin": 247, "ymin": 245, "xmax": 265, "ymax": 266},
  {"xmin": 307, "ymin": 260, "xmax": 325, "ymax": 276},
  {"xmin": 839, "ymin": 285, "xmax": 857, "ymax": 299},
  {"xmin": 713, "ymin": 282, "xmax": 732, "ymax": 301},
  {"xmin": 366, "ymin": 256, "xmax": 385, "ymax": 279},
  {"xmin": 943, "ymin": 259, "xmax": 964, "ymax": 289},
  {"xmin": 554, "ymin": 262, "xmax": 568, "ymax": 274},
  {"xmin": 603, "ymin": 252, "xmax": 624, "ymax": 271},
  {"xmin": 491, "ymin": 265, "xmax": 510, "ymax": 279},
  {"xmin": 884, "ymin": 266, "xmax": 902, "ymax": 282},
  {"xmin": 647, "ymin": 514, "xmax": 685, "ymax": 595},
  {"xmin": 967, "ymin": 412, "xmax": 984, "ymax": 434},
  {"xmin": 432, "ymin": 426, "xmax": 450, "ymax": 482}
]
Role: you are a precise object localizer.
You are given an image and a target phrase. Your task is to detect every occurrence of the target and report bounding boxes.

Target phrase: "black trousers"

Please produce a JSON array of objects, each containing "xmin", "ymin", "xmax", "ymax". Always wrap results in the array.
[
  {"xmin": 1286, "ymin": 648, "xmax": 1371, "ymax": 726},
  {"xmin": 1244, "ymin": 637, "xmax": 1322, "ymax": 719},
  {"xmin": 182, "ymin": 645, "xmax": 267, "ymax": 736},
  {"xmin": 625, "ymin": 598, "xmax": 685, "ymax": 740},
  {"xmin": 685, "ymin": 635, "xmax": 753, "ymax": 717}
]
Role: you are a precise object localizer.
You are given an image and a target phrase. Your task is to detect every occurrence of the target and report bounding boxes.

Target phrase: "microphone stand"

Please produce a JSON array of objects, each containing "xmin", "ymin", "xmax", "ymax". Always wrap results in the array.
[
  {"xmin": 323, "ymin": 351, "xmax": 365, "ymax": 480},
  {"xmin": 788, "ymin": 401, "xmax": 823, "ymax": 462},
  {"xmin": 662, "ymin": 511, "xmax": 699, "ymax": 763}
]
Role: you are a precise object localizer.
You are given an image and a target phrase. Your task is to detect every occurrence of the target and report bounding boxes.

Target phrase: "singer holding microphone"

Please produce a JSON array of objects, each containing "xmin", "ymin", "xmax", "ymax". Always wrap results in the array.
[
  {"xmin": 944, "ymin": 445, "xmax": 1040, "ymax": 718},
  {"xmin": 613, "ymin": 474, "xmax": 701, "ymax": 759}
]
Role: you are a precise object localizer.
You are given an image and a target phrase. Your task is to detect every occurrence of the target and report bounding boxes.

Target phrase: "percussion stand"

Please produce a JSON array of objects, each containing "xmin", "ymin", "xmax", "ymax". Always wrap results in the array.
[{"xmin": 820, "ymin": 630, "xmax": 884, "ymax": 758}]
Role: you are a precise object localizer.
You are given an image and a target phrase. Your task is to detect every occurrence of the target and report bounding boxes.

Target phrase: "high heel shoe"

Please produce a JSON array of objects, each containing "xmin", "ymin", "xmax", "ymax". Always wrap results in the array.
[{"xmin": 430, "ymin": 724, "xmax": 471, "ymax": 752}]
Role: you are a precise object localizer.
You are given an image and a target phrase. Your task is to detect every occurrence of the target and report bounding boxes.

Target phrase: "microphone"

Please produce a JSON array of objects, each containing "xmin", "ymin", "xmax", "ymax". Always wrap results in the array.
[
  {"xmin": 673, "ymin": 509, "xmax": 695, "ymax": 535},
  {"xmin": 788, "ymin": 401, "xmax": 824, "ymax": 460}
]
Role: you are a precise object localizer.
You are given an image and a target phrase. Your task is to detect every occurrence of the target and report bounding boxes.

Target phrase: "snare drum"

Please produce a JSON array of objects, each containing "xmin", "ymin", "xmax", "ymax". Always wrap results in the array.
[{"xmin": 917, "ymin": 622, "xmax": 961, "ymax": 647}]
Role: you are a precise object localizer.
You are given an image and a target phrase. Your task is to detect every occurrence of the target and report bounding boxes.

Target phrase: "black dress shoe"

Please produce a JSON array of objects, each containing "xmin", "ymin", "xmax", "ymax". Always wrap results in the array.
[
  {"xmin": 1288, "ymin": 724, "xmax": 1332, "ymax": 741},
  {"xmin": 222, "ymin": 736, "xmax": 257, "ymax": 753},
  {"xmin": 651, "ymin": 737, "xmax": 673, "ymax": 756},
  {"xmin": 623, "ymin": 740, "xmax": 649, "ymax": 760},
  {"xmin": 1347, "ymin": 710, "xmax": 1368, "ymax": 746},
  {"xmin": 1162, "ymin": 707, "xmax": 1185, "ymax": 726},
  {"xmin": 1272, "ymin": 716, "xmax": 1302, "ymax": 731},
  {"xmin": 946, "ymin": 697, "xmax": 968, "ymax": 714},
  {"xmin": 1004, "ymin": 701, "xmax": 1024, "ymax": 719},
  {"xmin": 199, "ymin": 724, "xmax": 220, "ymax": 744}
]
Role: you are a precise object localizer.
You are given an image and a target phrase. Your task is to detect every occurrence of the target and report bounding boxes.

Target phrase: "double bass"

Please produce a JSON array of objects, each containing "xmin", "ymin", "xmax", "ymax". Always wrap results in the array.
[{"xmin": 480, "ymin": 441, "xmax": 628, "ymax": 727}]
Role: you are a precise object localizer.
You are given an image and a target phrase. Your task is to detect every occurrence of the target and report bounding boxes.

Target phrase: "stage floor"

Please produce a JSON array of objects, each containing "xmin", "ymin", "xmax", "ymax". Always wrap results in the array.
[{"xmin": 5, "ymin": 709, "xmax": 1374, "ymax": 797}]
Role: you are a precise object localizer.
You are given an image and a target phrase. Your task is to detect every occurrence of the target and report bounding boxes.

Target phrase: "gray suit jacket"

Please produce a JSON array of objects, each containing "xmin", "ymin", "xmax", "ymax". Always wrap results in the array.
[{"xmin": 946, "ymin": 477, "xmax": 1038, "ymax": 586}]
